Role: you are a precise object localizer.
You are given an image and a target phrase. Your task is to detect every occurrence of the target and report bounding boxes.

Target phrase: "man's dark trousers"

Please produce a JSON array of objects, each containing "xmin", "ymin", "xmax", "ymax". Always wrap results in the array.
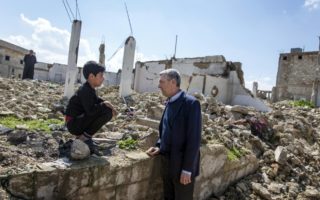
[{"xmin": 161, "ymin": 156, "xmax": 195, "ymax": 200}]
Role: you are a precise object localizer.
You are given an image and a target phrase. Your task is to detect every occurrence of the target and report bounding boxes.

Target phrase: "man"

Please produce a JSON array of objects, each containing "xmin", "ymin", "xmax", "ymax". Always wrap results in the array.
[
  {"xmin": 146, "ymin": 69, "xmax": 202, "ymax": 200},
  {"xmin": 22, "ymin": 50, "xmax": 37, "ymax": 79}
]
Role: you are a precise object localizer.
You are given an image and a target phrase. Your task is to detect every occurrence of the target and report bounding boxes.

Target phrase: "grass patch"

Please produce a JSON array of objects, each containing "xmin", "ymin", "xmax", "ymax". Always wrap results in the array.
[
  {"xmin": 227, "ymin": 147, "xmax": 244, "ymax": 161},
  {"xmin": 0, "ymin": 116, "xmax": 64, "ymax": 132},
  {"xmin": 290, "ymin": 100, "xmax": 315, "ymax": 108},
  {"xmin": 117, "ymin": 138, "xmax": 137, "ymax": 150}
]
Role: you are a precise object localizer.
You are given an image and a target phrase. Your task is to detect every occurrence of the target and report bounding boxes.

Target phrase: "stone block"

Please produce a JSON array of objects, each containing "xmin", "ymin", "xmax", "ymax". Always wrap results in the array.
[
  {"xmin": 136, "ymin": 117, "xmax": 160, "ymax": 130},
  {"xmin": 5, "ymin": 173, "xmax": 34, "ymax": 199},
  {"xmin": 147, "ymin": 105, "xmax": 164, "ymax": 120},
  {"xmin": 91, "ymin": 165, "xmax": 116, "ymax": 189},
  {"xmin": 116, "ymin": 179, "xmax": 162, "ymax": 200},
  {"xmin": 35, "ymin": 170, "xmax": 60, "ymax": 200},
  {"xmin": 274, "ymin": 146, "xmax": 287, "ymax": 164},
  {"xmin": 115, "ymin": 167, "xmax": 132, "ymax": 186}
]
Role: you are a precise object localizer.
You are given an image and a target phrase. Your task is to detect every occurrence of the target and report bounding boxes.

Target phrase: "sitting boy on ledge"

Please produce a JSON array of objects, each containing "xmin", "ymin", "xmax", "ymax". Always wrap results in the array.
[{"xmin": 65, "ymin": 61, "xmax": 117, "ymax": 155}]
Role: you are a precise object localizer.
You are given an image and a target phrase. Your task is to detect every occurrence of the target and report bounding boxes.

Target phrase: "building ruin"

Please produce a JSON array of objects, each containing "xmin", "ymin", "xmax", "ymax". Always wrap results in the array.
[
  {"xmin": 272, "ymin": 48, "xmax": 320, "ymax": 106},
  {"xmin": 134, "ymin": 56, "xmax": 270, "ymax": 111},
  {"xmin": 0, "ymin": 39, "xmax": 120, "ymax": 86},
  {"xmin": 0, "ymin": 39, "xmax": 28, "ymax": 79}
]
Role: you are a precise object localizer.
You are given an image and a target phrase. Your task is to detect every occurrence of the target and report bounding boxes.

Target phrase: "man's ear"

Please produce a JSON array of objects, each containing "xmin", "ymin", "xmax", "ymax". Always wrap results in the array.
[{"xmin": 171, "ymin": 79, "xmax": 177, "ymax": 86}]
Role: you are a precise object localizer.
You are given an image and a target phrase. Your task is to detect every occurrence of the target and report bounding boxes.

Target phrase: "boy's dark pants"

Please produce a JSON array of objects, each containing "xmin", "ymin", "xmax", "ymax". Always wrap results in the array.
[{"xmin": 67, "ymin": 107, "xmax": 112, "ymax": 136}]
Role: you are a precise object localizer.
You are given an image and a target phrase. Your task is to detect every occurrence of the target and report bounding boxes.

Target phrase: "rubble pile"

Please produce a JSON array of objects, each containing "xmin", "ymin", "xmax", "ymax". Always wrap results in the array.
[
  {"xmin": 204, "ymin": 101, "xmax": 320, "ymax": 199},
  {"xmin": 0, "ymin": 77, "xmax": 320, "ymax": 199}
]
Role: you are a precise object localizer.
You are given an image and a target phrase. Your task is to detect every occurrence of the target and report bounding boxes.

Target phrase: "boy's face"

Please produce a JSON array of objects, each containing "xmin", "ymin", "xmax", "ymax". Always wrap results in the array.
[{"xmin": 88, "ymin": 72, "xmax": 104, "ymax": 87}]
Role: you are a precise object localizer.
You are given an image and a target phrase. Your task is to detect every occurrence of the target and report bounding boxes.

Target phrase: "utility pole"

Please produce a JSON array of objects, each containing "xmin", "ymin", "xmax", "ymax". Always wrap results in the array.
[
  {"xmin": 173, "ymin": 35, "xmax": 178, "ymax": 58},
  {"xmin": 63, "ymin": 20, "xmax": 82, "ymax": 99},
  {"xmin": 119, "ymin": 36, "xmax": 136, "ymax": 97}
]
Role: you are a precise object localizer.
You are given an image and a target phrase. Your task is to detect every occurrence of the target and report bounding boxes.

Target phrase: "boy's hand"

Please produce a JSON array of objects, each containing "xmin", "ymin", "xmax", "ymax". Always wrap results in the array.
[{"xmin": 103, "ymin": 101, "xmax": 118, "ymax": 117}]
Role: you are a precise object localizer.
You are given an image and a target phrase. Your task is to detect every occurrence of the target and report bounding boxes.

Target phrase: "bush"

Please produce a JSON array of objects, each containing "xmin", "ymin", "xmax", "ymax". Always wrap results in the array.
[
  {"xmin": 227, "ymin": 147, "xmax": 244, "ymax": 161},
  {"xmin": 290, "ymin": 100, "xmax": 315, "ymax": 108},
  {"xmin": 0, "ymin": 116, "xmax": 64, "ymax": 132},
  {"xmin": 117, "ymin": 138, "xmax": 137, "ymax": 150}
]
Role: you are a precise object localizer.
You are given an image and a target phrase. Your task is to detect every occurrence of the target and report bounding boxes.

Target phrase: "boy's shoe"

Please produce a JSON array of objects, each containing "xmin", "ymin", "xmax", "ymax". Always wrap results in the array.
[
  {"xmin": 84, "ymin": 139, "xmax": 102, "ymax": 156},
  {"xmin": 58, "ymin": 139, "xmax": 73, "ymax": 158}
]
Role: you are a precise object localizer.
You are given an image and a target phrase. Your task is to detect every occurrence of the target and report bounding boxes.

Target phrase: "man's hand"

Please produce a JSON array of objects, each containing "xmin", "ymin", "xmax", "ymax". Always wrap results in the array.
[
  {"xmin": 180, "ymin": 171, "xmax": 192, "ymax": 185},
  {"xmin": 146, "ymin": 147, "xmax": 160, "ymax": 157},
  {"xmin": 103, "ymin": 101, "xmax": 118, "ymax": 117}
]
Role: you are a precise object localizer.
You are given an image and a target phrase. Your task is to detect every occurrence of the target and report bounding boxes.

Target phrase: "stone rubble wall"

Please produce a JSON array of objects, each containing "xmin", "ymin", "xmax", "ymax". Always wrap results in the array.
[{"xmin": 1, "ymin": 145, "xmax": 258, "ymax": 200}]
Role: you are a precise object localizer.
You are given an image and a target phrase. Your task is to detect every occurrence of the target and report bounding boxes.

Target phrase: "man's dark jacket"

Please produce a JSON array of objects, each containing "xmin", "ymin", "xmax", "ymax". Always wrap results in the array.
[{"xmin": 158, "ymin": 91, "xmax": 202, "ymax": 179}]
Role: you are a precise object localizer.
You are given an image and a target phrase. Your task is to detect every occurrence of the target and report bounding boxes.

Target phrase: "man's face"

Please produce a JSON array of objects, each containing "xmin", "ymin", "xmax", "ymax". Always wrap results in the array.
[
  {"xmin": 158, "ymin": 75, "xmax": 176, "ymax": 97},
  {"xmin": 89, "ymin": 72, "xmax": 104, "ymax": 87}
]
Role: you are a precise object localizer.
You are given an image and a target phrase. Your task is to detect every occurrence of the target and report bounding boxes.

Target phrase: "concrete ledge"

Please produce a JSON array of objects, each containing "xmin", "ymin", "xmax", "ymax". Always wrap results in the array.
[{"xmin": 1, "ymin": 144, "xmax": 258, "ymax": 200}]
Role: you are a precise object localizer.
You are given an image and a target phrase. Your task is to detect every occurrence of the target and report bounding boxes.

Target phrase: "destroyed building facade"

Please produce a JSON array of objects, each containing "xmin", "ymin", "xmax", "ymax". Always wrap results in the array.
[
  {"xmin": 0, "ymin": 39, "xmax": 120, "ymax": 86},
  {"xmin": 0, "ymin": 39, "xmax": 28, "ymax": 79},
  {"xmin": 134, "ymin": 56, "xmax": 270, "ymax": 111},
  {"xmin": 273, "ymin": 48, "xmax": 320, "ymax": 106}
]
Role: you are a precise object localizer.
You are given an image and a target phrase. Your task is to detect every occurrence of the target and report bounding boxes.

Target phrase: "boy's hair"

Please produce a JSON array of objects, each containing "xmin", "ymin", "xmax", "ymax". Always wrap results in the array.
[{"xmin": 83, "ymin": 61, "xmax": 105, "ymax": 79}]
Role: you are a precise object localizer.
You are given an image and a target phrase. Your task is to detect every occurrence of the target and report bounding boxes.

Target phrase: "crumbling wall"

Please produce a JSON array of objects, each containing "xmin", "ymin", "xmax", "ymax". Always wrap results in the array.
[
  {"xmin": 0, "ymin": 48, "xmax": 25, "ymax": 78},
  {"xmin": 1, "ymin": 145, "xmax": 258, "ymax": 200},
  {"xmin": 274, "ymin": 51, "xmax": 320, "ymax": 101},
  {"xmin": 134, "ymin": 56, "xmax": 270, "ymax": 111}
]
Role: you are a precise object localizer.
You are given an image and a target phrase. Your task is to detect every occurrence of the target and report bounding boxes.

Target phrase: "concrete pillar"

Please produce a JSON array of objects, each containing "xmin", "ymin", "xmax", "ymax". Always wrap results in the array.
[
  {"xmin": 311, "ymin": 78, "xmax": 320, "ymax": 107},
  {"xmin": 252, "ymin": 81, "xmax": 258, "ymax": 97},
  {"xmin": 271, "ymin": 87, "xmax": 277, "ymax": 102},
  {"xmin": 318, "ymin": 36, "xmax": 320, "ymax": 65},
  {"xmin": 99, "ymin": 43, "xmax": 105, "ymax": 66},
  {"xmin": 119, "ymin": 36, "xmax": 136, "ymax": 97},
  {"xmin": 63, "ymin": 20, "xmax": 82, "ymax": 99}
]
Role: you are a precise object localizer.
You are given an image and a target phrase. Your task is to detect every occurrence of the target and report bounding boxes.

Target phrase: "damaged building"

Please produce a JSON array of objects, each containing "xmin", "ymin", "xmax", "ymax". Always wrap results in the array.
[
  {"xmin": 1, "ymin": 39, "xmax": 270, "ymax": 111},
  {"xmin": 0, "ymin": 39, "xmax": 28, "ymax": 79},
  {"xmin": 272, "ymin": 47, "xmax": 320, "ymax": 106},
  {"xmin": 0, "ymin": 39, "xmax": 120, "ymax": 86},
  {"xmin": 134, "ymin": 56, "xmax": 270, "ymax": 111}
]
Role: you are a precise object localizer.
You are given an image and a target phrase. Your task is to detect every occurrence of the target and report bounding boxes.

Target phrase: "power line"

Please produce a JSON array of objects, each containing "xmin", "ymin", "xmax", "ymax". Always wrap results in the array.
[
  {"xmin": 107, "ymin": 40, "xmax": 125, "ymax": 62},
  {"xmin": 124, "ymin": 2, "xmax": 133, "ymax": 36},
  {"xmin": 62, "ymin": 0, "xmax": 72, "ymax": 22},
  {"xmin": 65, "ymin": 0, "xmax": 75, "ymax": 19},
  {"xmin": 62, "ymin": 0, "xmax": 81, "ymax": 22},
  {"xmin": 76, "ymin": 0, "xmax": 81, "ymax": 20}
]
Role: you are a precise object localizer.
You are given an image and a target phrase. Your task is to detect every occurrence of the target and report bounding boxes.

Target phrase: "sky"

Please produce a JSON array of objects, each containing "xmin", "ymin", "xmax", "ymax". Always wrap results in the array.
[{"xmin": 0, "ymin": 0, "xmax": 320, "ymax": 90}]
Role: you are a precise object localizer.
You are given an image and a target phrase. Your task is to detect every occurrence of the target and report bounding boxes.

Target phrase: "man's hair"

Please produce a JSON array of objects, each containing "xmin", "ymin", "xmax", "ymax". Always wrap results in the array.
[
  {"xmin": 159, "ymin": 68, "xmax": 181, "ymax": 87},
  {"xmin": 83, "ymin": 61, "xmax": 105, "ymax": 80}
]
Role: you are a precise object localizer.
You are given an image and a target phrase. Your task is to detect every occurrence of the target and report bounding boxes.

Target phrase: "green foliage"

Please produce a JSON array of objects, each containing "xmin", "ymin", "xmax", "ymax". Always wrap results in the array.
[
  {"xmin": 227, "ymin": 147, "xmax": 244, "ymax": 161},
  {"xmin": 117, "ymin": 138, "xmax": 137, "ymax": 150},
  {"xmin": 0, "ymin": 116, "xmax": 64, "ymax": 132},
  {"xmin": 290, "ymin": 100, "xmax": 315, "ymax": 108}
]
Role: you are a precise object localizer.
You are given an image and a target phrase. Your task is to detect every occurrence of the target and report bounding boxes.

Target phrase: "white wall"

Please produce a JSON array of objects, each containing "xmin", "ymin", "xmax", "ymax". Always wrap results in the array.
[
  {"xmin": 134, "ymin": 62, "xmax": 165, "ymax": 93},
  {"xmin": 104, "ymin": 71, "xmax": 121, "ymax": 86},
  {"xmin": 33, "ymin": 62, "xmax": 49, "ymax": 81},
  {"xmin": 48, "ymin": 63, "xmax": 67, "ymax": 83},
  {"xmin": 133, "ymin": 57, "xmax": 270, "ymax": 112}
]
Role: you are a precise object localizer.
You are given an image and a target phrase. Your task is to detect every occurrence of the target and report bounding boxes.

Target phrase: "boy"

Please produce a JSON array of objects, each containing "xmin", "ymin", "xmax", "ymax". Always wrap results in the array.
[{"xmin": 65, "ymin": 61, "xmax": 117, "ymax": 155}]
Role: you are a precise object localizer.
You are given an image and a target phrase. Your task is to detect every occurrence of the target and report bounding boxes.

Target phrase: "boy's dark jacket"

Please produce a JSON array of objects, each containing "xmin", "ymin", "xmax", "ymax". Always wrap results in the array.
[
  {"xmin": 157, "ymin": 91, "xmax": 202, "ymax": 179},
  {"xmin": 66, "ymin": 82, "xmax": 105, "ymax": 117}
]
